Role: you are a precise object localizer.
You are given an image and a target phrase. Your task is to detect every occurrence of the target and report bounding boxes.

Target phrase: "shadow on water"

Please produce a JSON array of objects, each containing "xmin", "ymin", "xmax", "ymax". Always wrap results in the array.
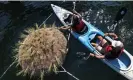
[{"xmin": 0, "ymin": 1, "xmax": 133, "ymax": 80}]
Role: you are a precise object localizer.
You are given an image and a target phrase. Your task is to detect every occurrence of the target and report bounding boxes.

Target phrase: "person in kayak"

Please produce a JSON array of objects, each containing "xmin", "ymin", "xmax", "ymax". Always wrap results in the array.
[
  {"xmin": 59, "ymin": 10, "xmax": 87, "ymax": 34},
  {"xmin": 90, "ymin": 33, "xmax": 124, "ymax": 59}
]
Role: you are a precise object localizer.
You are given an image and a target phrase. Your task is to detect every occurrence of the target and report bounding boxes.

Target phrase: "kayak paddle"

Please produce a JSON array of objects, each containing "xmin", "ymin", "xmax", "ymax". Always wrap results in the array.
[
  {"xmin": 114, "ymin": 7, "xmax": 127, "ymax": 24},
  {"xmin": 109, "ymin": 7, "xmax": 127, "ymax": 32}
]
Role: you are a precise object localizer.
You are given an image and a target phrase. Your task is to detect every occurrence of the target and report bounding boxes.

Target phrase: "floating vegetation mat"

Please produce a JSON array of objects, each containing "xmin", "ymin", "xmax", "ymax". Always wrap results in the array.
[{"xmin": 15, "ymin": 24, "xmax": 67, "ymax": 79}]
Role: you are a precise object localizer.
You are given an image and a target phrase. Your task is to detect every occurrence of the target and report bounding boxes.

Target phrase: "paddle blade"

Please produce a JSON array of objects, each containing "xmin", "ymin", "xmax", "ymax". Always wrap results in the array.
[{"xmin": 114, "ymin": 7, "xmax": 127, "ymax": 24}]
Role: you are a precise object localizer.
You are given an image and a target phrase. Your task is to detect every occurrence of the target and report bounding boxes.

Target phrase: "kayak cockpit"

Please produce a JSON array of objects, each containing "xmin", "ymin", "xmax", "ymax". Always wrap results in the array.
[
  {"xmin": 91, "ymin": 35, "xmax": 132, "ymax": 71},
  {"xmin": 106, "ymin": 51, "xmax": 132, "ymax": 71},
  {"xmin": 63, "ymin": 13, "xmax": 89, "ymax": 35}
]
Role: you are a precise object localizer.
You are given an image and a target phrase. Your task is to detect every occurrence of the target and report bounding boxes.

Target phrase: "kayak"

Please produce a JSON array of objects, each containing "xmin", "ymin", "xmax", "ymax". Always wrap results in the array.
[{"xmin": 51, "ymin": 4, "xmax": 133, "ymax": 80}]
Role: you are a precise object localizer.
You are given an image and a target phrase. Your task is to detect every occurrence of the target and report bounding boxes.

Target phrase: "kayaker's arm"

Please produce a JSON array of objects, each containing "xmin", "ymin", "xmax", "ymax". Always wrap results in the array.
[
  {"xmin": 90, "ymin": 53, "xmax": 105, "ymax": 59},
  {"xmin": 104, "ymin": 33, "xmax": 118, "ymax": 39},
  {"xmin": 94, "ymin": 55, "xmax": 105, "ymax": 59},
  {"xmin": 72, "ymin": 10, "xmax": 82, "ymax": 19}
]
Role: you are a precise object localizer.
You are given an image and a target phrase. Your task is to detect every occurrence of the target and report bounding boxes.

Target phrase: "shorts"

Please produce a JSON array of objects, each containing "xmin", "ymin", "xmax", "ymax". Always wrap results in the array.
[{"xmin": 96, "ymin": 42, "xmax": 109, "ymax": 55}]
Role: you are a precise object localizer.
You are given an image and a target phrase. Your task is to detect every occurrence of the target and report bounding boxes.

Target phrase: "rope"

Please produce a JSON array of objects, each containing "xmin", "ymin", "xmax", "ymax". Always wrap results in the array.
[
  {"xmin": 73, "ymin": 2, "xmax": 76, "ymax": 10},
  {"xmin": 0, "ymin": 61, "xmax": 16, "ymax": 80},
  {"xmin": 67, "ymin": 1, "xmax": 76, "ymax": 41},
  {"xmin": 39, "ymin": 13, "xmax": 53, "ymax": 27},
  {"xmin": 56, "ymin": 65, "xmax": 80, "ymax": 80}
]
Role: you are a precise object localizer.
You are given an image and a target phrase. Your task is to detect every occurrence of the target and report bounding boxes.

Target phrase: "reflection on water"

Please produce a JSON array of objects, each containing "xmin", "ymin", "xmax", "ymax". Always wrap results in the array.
[{"xmin": 0, "ymin": 1, "xmax": 133, "ymax": 80}]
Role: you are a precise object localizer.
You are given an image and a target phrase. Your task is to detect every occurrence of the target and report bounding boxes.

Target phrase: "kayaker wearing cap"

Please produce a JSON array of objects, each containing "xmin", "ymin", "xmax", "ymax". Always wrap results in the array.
[
  {"xmin": 59, "ymin": 10, "xmax": 86, "ymax": 34},
  {"xmin": 90, "ymin": 33, "xmax": 124, "ymax": 59}
]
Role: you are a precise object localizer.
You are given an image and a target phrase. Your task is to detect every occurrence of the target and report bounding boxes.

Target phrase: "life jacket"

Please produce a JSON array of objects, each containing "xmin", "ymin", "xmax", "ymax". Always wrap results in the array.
[
  {"xmin": 105, "ymin": 45, "xmax": 112, "ymax": 53},
  {"xmin": 72, "ymin": 20, "xmax": 85, "ymax": 33},
  {"xmin": 108, "ymin": 46, "xmax": 124, "ymax": 58}
]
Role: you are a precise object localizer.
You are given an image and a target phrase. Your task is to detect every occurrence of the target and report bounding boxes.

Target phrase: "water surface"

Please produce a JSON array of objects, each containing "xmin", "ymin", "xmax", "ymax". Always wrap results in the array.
[{"xmin": 0, "ymin": 1, "xmax": 133, "ymax": 80}]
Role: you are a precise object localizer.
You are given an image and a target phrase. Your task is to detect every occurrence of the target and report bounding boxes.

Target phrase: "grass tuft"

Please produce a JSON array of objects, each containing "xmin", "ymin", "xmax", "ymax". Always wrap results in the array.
[{"xmin": 15, "ymin": 24, "xmax": 68, "ymax": 78}]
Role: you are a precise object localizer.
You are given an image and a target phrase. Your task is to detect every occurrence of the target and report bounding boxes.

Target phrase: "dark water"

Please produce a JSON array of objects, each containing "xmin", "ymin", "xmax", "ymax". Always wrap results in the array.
[{"xmin": 0, "ymin": 1, "xmax": 133, "ymax": 80}]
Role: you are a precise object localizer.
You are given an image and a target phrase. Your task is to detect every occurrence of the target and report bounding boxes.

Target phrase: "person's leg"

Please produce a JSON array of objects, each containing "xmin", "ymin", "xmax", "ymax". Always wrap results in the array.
[
  {"xmin": 97, "ymin": 36, "xmax": 107, "ymax": 47},
  {"xmin": 91, "ymin": 43, "xmax": 102, "ymax": 51},
  {"xmin": 91, "ymin": 43, "xmax": 98, "ymax": 47},
  {"xmin": 91, "ymin": 43, "xmax": 105, "ymax": 55},
  {"xmin": 96, "ymin": 46, "xmax": 103, "ymax": 52},
  {"xmin": 91, "ymin": 36, "xmax": 108, "ymax": 49}
]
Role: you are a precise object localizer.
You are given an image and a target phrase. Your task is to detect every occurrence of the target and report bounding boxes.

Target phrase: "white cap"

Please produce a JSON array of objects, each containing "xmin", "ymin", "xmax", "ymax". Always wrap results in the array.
[{"xmin": 112, "ymin": 40, "xmax": 124, "ymax": 48}]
